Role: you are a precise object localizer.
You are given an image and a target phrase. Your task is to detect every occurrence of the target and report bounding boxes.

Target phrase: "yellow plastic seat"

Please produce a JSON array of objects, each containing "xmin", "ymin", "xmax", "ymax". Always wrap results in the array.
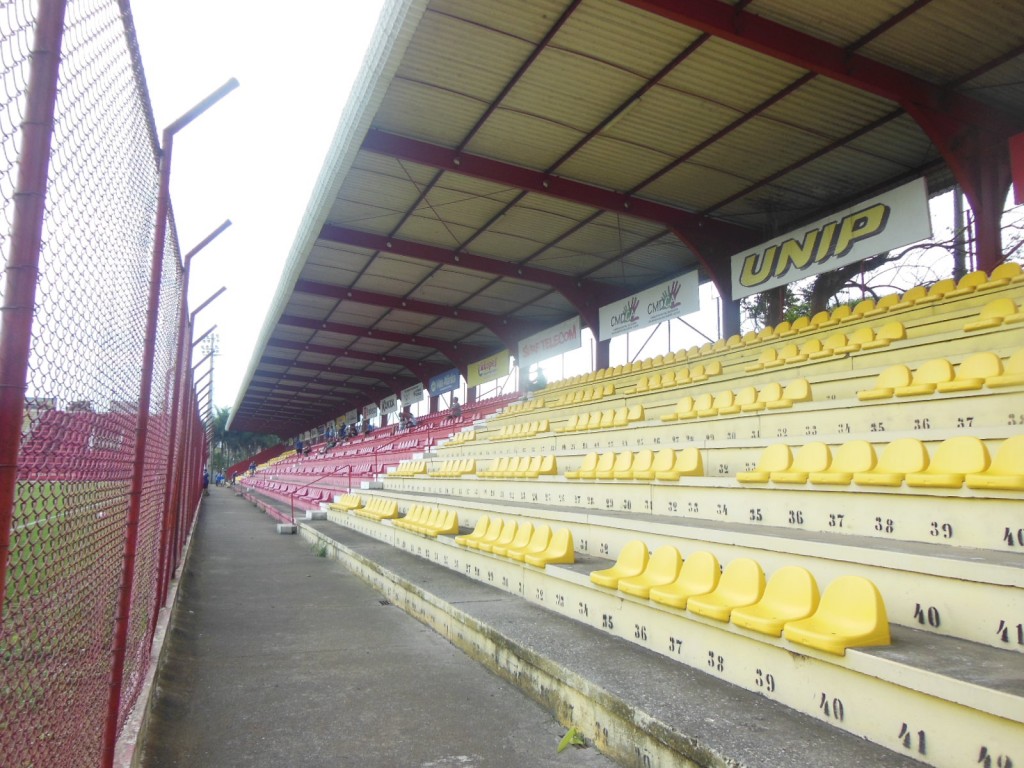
[
  {"xmin": 894, "ymin": 358, "xmax": 954, "ymax": 396},
  {"xmin": 626, "ymin": 404, "xmax": 645, "ymax": 423},
  {"xmin": 687, "ymin": 558, "xmax": 766, "ymax": 621},
  {"xmin": 565, "ymin": 452, "xmax": 598, "ymax": 480},
  {"xmin": 645, "ymin": 448, "xmax": 677, "ymax": 480},
  {"xmin": 945, "ymin": 269, "xmax": 987, "ymax": 298},
  {"xmin": 731, "ymin": 566, "xmax": 820, "ymax": 636},
  {"xmin": 765, "ymin": 378, "xmax": 811, "ymax": 409},
  {"xmin": 988, "ymin": 349, "xmax": 1024, "ymax": 388},
  {"xmin": 701, "ymin": 359, "xmax": 722, "ymax": 377},
  {"xmin": 595, "ymin": 451, "xmax": 625, "ymax": 480},
  {"xmin": 720, "ymin": 386, "xmax": 756, "ymax": 415},
  {"xmin": 907, "ymin": 436, "xmax": 989, "ymax": 488},
  {"xmin": 891, "ymin": 284, "xmax": 927, "ymax": 309},
  {"xmin": 860, "ymin": 320, "xmax": 905, "ymax": 350},
  {"xmin": 579, "ymin": 411, "xmax": 600, "ymax": 431},
  {"xmin": 934, "ymin": 352, "xmax": 1001, "ymax": 393},
  {"xmin": 778, "ymin": 316, "xmax": 810, "ymax": 336},
  {"xmin": 648, "ymin": 551, "xmax": 719, "ymax": 609},
  {"xmin": 965, "ymin": 436, "xmax": 1024, "ymax": 491},
  {"xmin": 624, "ymin": 449, "xmax": 655, "ymax": 480},
  {"xmin": 964, "ymin": 297, "xmax": 1019, "ymax": 331},
  {"xmin": 770, "ymin": 320, "xmax": 792, "ymax": 337},
  {"xmin": 763, "ymin": 342, "xmax": 798, "ymax": 369},
  {"xmin": 534, "ymin": 455, "xmax": 557, "ymax": 477},
  {"xmin": 783, "ymin": 575, "xmax": 891, "ymax": 655},
  {"xmin": 673, "ymin": 366, "xmax": 692, "ymax": 385},
  {"xmin": 808, "ymin": 332, "xmax": 846, "ymax": 360},
  {"xmin": 661, "ymin": 395, "xmax": 693, "ymax": 422},
  {"xmin": 842, "ymin": 298, "xmax": 875, "ymax": 321},
  {"xmin": 823, "ymin": 304, "xmax": 852, "ymax": 325},
  {"xmin": 833, "ymin": 325, "xmax": 874, "ymax": 354},
  {"xmin": 737, "ymin": 444, "xmax": 792, "ymax": 483},
  {"xmin": 480, "ymin": 457, "xmax": 505, "ymax": 478},
  {"xmin": 699, "ymin": 390, "xmax": 733, "ymax": 417},
  {"xmin": 809, "ymin": 441, "xmax": 876, "ymax": 485},
  {"xmin": 685, "ymin": 393, "xmax": 713, "ymax": 419},
  {"xmin": 525, "ymin": 528, "xmax": 574, "ymax": 567},
  {"xmin": 612, "ymin": 406, "xmax": 630, "ymax": 427},
  {"xmin": 801, "ymin": 310, "xmax": 831, "ymax": 332},
  {"xmin": 481, "ymin": 520, "xmax": 518, "ymax": 553},
  {"xmin": 518, "ymin": 456, "xmax": 543, "ymax": 479},
  {"xmin": 492, "ymin": 521, "xmax": 534, "ymax": 558},
  {"xmin": 770, "ymin": 442, "xmax": 831, "ymax": 484},
  {"xmin": 862, "ymin": 292, "xmax": 899, "ymax": 317},
  {"xmin": 590, "ymin": 540, "xmax": 649, "ymax": 588},
  {"xmin": 741, "ymin": 382, "xmax": 782, "ymax": 412},
  {"xmin": 976, "ymin": 261, "xmax": 1024, "ymax": 291},
  {"xmin": 725, "ymin": 333, "xmax": 744, "ymax": 349},
  {"xmin": 467, "ymin": 517, "xmax": 505, "ymax": 550},
  {"xmin": 853, "ymin": 438, "xmax": 928, "ymax": 486},
  {"xmin": 792, "ymin": 338, "xmax": 822, "ymax": 362},
  {"xmin": 745, "ymin": 348, "xmax": 777, "ymax": 372},
  {"xmin": 858, "ymin": 364, "xmax": 911, "ymax": 400},
  {"xmin": 915, "ymin": 277, "xmax": 956, "ymax": 305},
  {"xmin": 506, "ymin": 524, "xmax": 552, "ymax": 562},
  {"xmin": 597, "ymin": 409, "xmax": 617, "ymax": 430},
  {"xmin": 654, "ymin": 447, "xmax": 703, "ymax": 481},
  {"xmin": 425, "ymin": 509, "xmax": 459, "ymax": 537},
  {"xmin": 617, "ymin": 545, "xmax": 683, "ymax": 598},
  {"xmin": 741, "ymin": 330, "xmax": 760, "ymax": 345}
]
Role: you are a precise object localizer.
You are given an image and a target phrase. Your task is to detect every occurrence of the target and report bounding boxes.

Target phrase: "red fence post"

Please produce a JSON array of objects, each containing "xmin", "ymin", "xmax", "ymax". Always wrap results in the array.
[
  {"xmin": 0, "ymin": 0, "xmax": 67, "ymax": 616},
  {"xmin": 101, "ymin": 79, "xmax": 238, "ymax": 767}
]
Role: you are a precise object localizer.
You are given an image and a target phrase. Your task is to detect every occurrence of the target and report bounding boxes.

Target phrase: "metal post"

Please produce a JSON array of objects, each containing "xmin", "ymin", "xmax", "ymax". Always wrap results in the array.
[
  {"xmin": 0, "ymin": 0, "xmax": 68, "ymax": 616},
  {"xmin": 102, "ymin": 78, "xmax": 237, "ymax": 768}
]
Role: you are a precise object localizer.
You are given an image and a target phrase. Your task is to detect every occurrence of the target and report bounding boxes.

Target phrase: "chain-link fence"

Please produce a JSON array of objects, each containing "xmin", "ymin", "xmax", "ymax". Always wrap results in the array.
[{"xmin": 0, "ymin": 2, "xmax": 207, "ymax": 766}]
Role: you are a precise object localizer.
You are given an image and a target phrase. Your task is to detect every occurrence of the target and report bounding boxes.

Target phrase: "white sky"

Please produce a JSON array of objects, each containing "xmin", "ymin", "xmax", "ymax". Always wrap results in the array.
[{"xmin": 131, "ymin": 0, "xmax": 386, "ymax": 411}]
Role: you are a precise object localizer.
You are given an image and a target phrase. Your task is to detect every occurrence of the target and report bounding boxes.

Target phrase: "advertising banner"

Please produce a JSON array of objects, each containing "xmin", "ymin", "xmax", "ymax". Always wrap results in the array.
[
  {"xmin": 730, "ymin": 177, "xmax": 931, "ymax": 300},
  {"xmin": 467, "ymin": 350, "xmax": 509, "ymax": 388},
  {"xmin": 598, "ymin": 272, "xmax": 699, "ymax": 341},
  {"xmin": 428, "ymin": 368, "xmax": 460, "ymax": 396},
  {"xmin": 361, "ymin": 403, "xmax": 378, "ymax": 420},
  {"xmin": 344, "ymin": 409, "xmax": 358, "ymax": 425},
  {"xmin": 380, "ymin": 394, "xmax": 398, "ymax": 415},
  {"xmin": 401, "ymin": 382, "xmax": 424, "ymax": 405},
  {"xmin": 518, "ymin": 316, "xmax": 581, "ymax": 366}
]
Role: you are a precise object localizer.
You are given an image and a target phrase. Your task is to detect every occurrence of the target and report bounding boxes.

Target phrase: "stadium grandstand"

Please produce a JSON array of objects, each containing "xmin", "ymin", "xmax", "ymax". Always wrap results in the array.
[{"xmin": 1, "ymin": 1, "xmax": 1023, "ymax": 767}]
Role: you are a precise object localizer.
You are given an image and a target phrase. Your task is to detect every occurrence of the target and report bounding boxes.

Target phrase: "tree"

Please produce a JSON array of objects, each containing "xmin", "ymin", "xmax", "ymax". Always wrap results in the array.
[{"xmin": 208, "ymin": 406, "xmax": 279, "ymax": 472}]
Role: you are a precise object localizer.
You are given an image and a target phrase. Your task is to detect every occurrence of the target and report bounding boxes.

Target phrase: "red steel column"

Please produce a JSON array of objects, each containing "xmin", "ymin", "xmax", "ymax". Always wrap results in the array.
[{"xmin": 0, "ymin": 0, "xmax": 67, "ymax": 615}]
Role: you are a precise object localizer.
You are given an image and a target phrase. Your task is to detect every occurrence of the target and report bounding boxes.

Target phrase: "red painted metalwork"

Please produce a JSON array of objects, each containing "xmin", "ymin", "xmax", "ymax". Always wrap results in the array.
[
  {"xmin": 360, "ymin": 130, "xmax": 752, "ymax": 295},
  {"xmin": 0, "ymin": 0, "xmax": 66, "ymax": 616},
  {"xmin": 293, "ymin": 278, "xmax": 548, "ymax": 345},
  {"xmin": 278, "ymin": 314, "xmax": 489, "ymax": 367},
  {"xmin": 620, "ymin": 0, "xmax": 1020, "ymax": 270},
  {"xmin": 101, "ymin": 79, "xmax": 237, "ymax": 768},
  {"xmin": 319, "ymin": 224, "xmax": 616, "ymax": 325}
]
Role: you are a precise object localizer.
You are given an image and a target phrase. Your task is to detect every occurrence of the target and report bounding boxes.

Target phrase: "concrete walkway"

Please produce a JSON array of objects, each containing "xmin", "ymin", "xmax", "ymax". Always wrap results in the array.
[{"xmin": 139, "ymin": 488, "xmax": 616, "ymax": 768}]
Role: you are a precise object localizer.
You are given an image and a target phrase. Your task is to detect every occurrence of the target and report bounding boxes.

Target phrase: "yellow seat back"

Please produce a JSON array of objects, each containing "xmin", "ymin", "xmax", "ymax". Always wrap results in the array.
[
  {"xmin": 731, "ymin": 566, "xmax": 820, "ymax": 636},
  {"xmin": 783, "ymin": 575, "xmax": 890, "ymax": 655}
]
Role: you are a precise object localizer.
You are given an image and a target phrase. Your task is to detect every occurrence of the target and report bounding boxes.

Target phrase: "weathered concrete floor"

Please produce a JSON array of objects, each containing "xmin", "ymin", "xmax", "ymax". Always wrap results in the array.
[{"xmin": 139, "ymin": 488, "xmax": 617, "ymax": 768}]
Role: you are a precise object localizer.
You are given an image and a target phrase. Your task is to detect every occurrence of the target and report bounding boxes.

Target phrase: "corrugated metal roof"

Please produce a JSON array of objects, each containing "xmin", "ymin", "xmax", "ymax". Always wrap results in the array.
[{"xmin": 231, "ymin": 0, "xmax": 1024, "ymax": 434}]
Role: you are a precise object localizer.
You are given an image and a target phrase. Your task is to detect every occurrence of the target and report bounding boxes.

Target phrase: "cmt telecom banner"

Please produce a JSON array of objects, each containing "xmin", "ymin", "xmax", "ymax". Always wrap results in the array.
[
  {"xmin": 362, "ymin": 403, "xmax": 378, "ymax": 420},
  {"xmin": 401, "ymin": 382, "xmax": 424, "ymax": 405},
  {"xmin": 518, "ymin": 316, "xmax": 581, "ymax": 366},
  {"xmin": 730, "ymin": 178, "xmax": 931, "ymax": 301},
  {"xmin": 598, "ymin": 273, "xmax": 699, "ymax": 341},
  {"xmin": 467, "ymin": 350, "xmax": 509, "ymax": 388},
  {"xmin": 380, "ymin": 394, "xmax": 398, "ymax": 415},
  {"xmin": 429, "ymin": 368, "xmax": 460, "ymax": 396}
]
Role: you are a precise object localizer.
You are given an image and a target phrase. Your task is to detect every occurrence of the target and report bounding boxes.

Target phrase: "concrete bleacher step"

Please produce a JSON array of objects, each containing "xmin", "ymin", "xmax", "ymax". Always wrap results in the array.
[
  {"xmin": 300, "ymin": 514, "xmax": 1022, "ymax": 768},
  {"xmin": 329, "ymin": 496, "xmax": 1023, "ymax": 654}
]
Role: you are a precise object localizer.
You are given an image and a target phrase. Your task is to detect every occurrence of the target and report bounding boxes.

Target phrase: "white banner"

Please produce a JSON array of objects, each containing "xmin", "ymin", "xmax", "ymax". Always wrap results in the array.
[
  {"xmin": 362, "ymin": 403, "xmax": 378, "ymax": 419},
  {"xmin": 518, "ymin": 316, "xmax": 581, "ymax": 366},
  {"xmin": 380, "ymin": 394, "xmax": 398, "ymax": 415},
  {"xmin": 401, "ymin": 382, "xmax": 424, "ymax": 405},
  {"xmin": 730, "ymin": 178, "xmax": 931, "ymax": 300},
  {"xmin": 598, "ymin": 273, "xmax": 699, "ymax": 341},
  {"xmin": 345, "ymin": 409, "xmax": 358, "ymax": 425}
]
